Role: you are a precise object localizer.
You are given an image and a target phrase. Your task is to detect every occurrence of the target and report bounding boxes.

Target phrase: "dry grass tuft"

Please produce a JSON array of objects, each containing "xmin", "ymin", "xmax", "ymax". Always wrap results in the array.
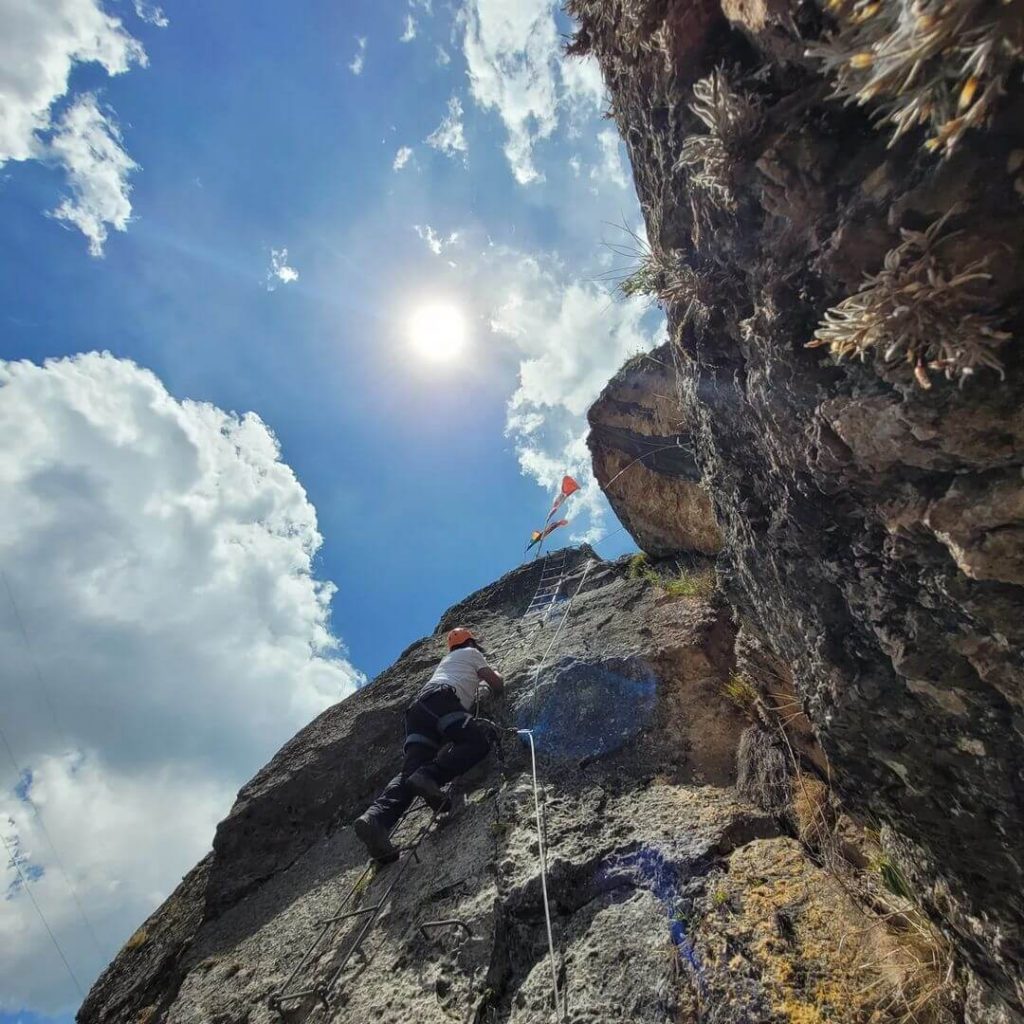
[
  {"xmin": 792, "ymin": 773, "xmax": 834, "ymax": 850},
  {"xmin": 807, "ymin": 209, "xmax": 1012, "ymax": 386},
  {"xmin": 606, "ymin": 223, "xmax": 717, "ymax": 328},
  {"xmin": 737, "ymin": 724, "xmax": 792, "ymax": 814},
  {"xmin": 809, "ymin": 0, "xmax": 1024, "ymax": 154},
  {"xmin": 124, "ymin": 926, "xmax": 149, "ymax": 951}
]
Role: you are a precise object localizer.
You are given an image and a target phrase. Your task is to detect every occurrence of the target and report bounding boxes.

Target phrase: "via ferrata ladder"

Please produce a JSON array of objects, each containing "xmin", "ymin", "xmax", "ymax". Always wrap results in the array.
[
  {"xmin": 524, "ymin": 549, "xmax": 569, "ymax": 621},
  {"xmin": 268, "ymin": 803, "xmax": 440, "ymax": 1015}
]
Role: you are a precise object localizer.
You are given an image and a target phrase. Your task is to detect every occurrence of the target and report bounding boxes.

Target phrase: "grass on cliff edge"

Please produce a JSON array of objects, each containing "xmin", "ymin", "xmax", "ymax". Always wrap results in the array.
[{"xmin": 628, "ymin": 553, "xmax": 716, "ymax": 598}]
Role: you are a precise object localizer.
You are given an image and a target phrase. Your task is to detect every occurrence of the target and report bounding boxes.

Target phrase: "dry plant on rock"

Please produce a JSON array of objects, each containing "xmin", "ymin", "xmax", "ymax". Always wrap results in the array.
[
  {"xmin": 677, "ymin": 67, "xmax": 763, "ymax": 211},
  {"xmin": 605, "ymin": 223, "xmax": 717, "ymax": 329},
  {"xmin": 736, "ymin": 724, "xmax": 792, "ymax": 814},
  {"xmin": 807, "ymin": 209, "xmax": 1012, "ymax": 387},
  {"xmin": 809, "ymin": 0, "xmax": 1024, "ymax": 153}
]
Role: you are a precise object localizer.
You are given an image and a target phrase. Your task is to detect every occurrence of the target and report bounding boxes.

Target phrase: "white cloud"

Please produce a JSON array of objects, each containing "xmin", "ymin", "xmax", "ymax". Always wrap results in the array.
[
  {"xmin": 414, "ymin": 224, "xmax": 459, "ymax": 256},
  {"xmin": 348, "ymin": 36, "xmax": 366, "ymax": 75},
  {"xmin": 590, "ymin": 128, "xmax": 629, "ymax": 189},
  {"xmin": 493, "ymin": 255, "xmax": 654, "ymax": 417},
  {"xmin": 0, "ymin": 0, "xmax": 156, "ymax": 254},
  {"xmin": 393, "ymin": 145, "xmax": 413, "ymax": 171},
  {"xmin": 48, "ymin": 95, "xmax": 138, "ymax": 257},
  {"xmin": 461, "ymin": 0, "xmax": 605, "ymax": 185},
  {"xmin": 426, "ymin": 95, "xmax": 467, "ymax": 161},
  {"xmin": 400, "ymin": 13, "xmax": 417, "ymax": 42},
  {"xmin": 0, "ymin": 353, "xmax": 361, "ymax": 1012},
  {"xmin": 0, "ymin": 0, "xmax": 145, "ymax": 165},
  {"xmin": 266, "ymin": 247, "xmax": 299, "ymax": 289},
  {"xmin": 559, "ymin": 45, "xmax": 606, "ymax": 111},
  {"xmin": 428, "ymin": 234, "xmax": 658, "ymax": 538},
  {"xmin": 495, "ymin": 258, "xmax": 658, "ymax": 539},
  {"xmin": 436, "ymin": 45, "xmax": 451, "ymax": 66},
  {"xmin": 132, "ymin": 0, "xmax": 168, "ymax": 27}
]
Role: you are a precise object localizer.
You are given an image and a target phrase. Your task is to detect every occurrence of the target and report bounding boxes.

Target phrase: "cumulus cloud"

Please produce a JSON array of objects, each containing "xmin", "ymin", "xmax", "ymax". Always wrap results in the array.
[
  {"xmin": 461, "ymin": 0, "xmax": 605, "ymax": 185},
  {"xmin": 0, "ymin": 0, "xmax": 144, "ymax": 165},
  {"xmin": 48, "ymin": 95, "xmax": 138, "ymax": 257},
  {"xmin": 348, "ymin": 36, "xmax": 367, "ymax": 75},
  {"xmin": 0, "ymin": 353, "xmax": 361, "ymax": 1012},
  {"xmin": 266, "ymin": 247, "xmax": 299, "ymax": 289},
  {"xmin": 426, "ymin": 95, "xmax": 467, "ymax": 161},
  {"xmin": 393, "ymin": 145, "xmax": 413, "ymax": 171},
  {"xmin": 400, "ymin": 14, "xmax": 417, "ymax": 42},
  {"xmin": 0, "ymin": 0, "xmax": 154, "ymax": 254}
]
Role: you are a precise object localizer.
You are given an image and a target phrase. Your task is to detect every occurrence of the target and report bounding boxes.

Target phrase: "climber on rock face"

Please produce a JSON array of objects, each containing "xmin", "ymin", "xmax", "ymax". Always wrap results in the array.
[{"xmin": 353, "ymin": 626, "xmax": 504, "ymax": 863}]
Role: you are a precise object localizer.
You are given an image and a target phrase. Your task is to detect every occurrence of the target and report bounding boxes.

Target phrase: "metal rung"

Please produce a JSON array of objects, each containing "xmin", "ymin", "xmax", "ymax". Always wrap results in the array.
[
  {"xmin": 419, "ymin": 918, "xmax": 474, "ymax": 940},
  {"xmin": 275, "ymin": 985, "xmax": 328, "ymax": 1004},
  {"xmin": 319, "ymin": 903, "xmax": 383, "ymax": 925}
]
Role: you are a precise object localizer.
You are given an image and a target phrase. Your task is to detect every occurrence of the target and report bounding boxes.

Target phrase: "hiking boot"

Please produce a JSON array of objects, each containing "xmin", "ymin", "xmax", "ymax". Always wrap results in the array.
[
  {"xmin": 406, "ymin": 770, "xmax": 450, "ymax": 812},
  {"xmin": 353, "ymin": 814, "xmax": 398, "ymax": 864}
]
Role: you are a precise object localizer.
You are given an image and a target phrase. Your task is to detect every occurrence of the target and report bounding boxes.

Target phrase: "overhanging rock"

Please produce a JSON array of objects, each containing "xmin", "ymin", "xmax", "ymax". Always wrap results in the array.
[{"xmin": 588, "ymin": 346, "xmax": 723, "ymax": 557}]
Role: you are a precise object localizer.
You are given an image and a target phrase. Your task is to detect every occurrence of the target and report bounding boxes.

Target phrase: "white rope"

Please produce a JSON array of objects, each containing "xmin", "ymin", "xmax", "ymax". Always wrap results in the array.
[
  {"xmin": 503, "ymin": 558, "xmax": 594, "ymax": 1021},
  {"xmin": 517, "ymin": 728, "xmax": 565, "ymax": 1022}
]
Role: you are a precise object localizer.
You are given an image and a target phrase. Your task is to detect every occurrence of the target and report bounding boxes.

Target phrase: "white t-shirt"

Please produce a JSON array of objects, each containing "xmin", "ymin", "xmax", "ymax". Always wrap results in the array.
[{"xmin": 420, "ymin": 646, "xmax": 489, "ymax": 710}]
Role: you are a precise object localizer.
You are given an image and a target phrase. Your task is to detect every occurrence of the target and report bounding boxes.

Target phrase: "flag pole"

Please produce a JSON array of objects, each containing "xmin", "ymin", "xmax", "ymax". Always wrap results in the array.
[{"xmin": 535, "ymin": 481, "xmax": 555, "ymax": 561}]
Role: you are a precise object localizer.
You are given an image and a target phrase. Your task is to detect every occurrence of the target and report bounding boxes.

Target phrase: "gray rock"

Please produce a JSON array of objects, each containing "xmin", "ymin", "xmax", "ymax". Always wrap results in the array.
[{"xmin": 577, "ymin": 0, "xmax": 1024, "ymax": 1012}]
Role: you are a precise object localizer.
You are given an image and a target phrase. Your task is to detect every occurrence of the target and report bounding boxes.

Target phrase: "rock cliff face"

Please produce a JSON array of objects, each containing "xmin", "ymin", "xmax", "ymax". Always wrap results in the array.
[
  {"xmin": 79, "ymin": 3, "xmax": 1024, "ymax": 1021},
  {"xmin": 577, "ymin": 0, "xmax": 1024, "ymax": 1017},
  {"xmin": 79, "ymin": 549, "xmax": 943, "ymax": 1024}
]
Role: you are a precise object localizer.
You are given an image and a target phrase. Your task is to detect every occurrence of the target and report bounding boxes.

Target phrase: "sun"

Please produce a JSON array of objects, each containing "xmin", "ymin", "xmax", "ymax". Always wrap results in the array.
[{"xmin": 407, "ymin": 302, "xmax": 468, "ymax": 362}]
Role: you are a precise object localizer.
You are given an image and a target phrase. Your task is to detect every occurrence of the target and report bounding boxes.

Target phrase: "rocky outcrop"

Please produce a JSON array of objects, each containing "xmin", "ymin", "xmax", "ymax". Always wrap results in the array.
[
  {"xmin": 79, "ymin": 549, "xmax": 937, "ymax": 1024},
  {"xmin": 589, "ymin": 352, "xmax": 723, "ymax": 557},
  {"xmin": 576, "ymin": 0, "xmax": 1024, "ymax": 1015}
]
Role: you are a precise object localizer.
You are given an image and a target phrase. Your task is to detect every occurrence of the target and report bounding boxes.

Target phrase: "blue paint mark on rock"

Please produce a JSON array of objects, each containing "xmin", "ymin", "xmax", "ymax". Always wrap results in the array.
[{"xmin": 520, "ymin": 656, "xmax": 658, "ymax": 761}]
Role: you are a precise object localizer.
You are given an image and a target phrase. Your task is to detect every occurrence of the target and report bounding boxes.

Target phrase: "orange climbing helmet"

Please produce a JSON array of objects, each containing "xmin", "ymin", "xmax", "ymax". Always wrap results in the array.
[{"xmin": 447, "ymin": 626, "xmax": 476, "ymax": 650}]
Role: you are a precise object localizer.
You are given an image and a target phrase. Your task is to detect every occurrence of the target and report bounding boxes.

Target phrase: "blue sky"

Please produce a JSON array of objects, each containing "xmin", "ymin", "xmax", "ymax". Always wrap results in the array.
[{"xmin": 0, "ymin": 1, "xmax": 657, "ymax": 1016}]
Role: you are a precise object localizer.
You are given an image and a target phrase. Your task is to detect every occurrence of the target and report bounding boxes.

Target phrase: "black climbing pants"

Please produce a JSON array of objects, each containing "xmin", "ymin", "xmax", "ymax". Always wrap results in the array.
[{"xmin": 364, "ymin": 686, "xmax": 492, "ymax": 831}]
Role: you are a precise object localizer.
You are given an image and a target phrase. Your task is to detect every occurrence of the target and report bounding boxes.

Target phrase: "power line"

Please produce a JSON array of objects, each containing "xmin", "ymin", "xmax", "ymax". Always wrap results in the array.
[
  {"xmin": 2, "ymin": 570, "xmax": 74, "ymax": 753},
  {"xmin": 0, "ymin": 825, "xmax": 86, "ymax": 1001},
  {"xmin": 1, "ymin": 569, "xmax": 107, "ymax": 962},
  {"xmin": 0, "ymin": 724, "xmax": 106, "ymax": 961}
]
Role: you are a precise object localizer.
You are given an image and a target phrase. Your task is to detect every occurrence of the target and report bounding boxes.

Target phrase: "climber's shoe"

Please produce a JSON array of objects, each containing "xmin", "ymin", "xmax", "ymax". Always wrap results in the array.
[
  {"xmin": 353, "ymin": 814, "xmax": 399, "ymax": 864},
  {"xmin": 406, "ymin": 770, "xmax": 450, "ymax": 813}
]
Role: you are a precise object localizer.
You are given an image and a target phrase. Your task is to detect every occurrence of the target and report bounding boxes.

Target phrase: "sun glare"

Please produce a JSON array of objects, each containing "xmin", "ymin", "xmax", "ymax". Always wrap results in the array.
[{"xmin": 408, "ymin": 302, "xmax": 468, "ymax": 362}]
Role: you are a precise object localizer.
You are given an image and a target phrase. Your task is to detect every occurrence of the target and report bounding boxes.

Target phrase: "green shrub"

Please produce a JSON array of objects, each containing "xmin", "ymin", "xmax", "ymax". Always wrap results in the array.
[{"xmin": 627, "ymin": 553, "xmax": 659, "ymax": 585}]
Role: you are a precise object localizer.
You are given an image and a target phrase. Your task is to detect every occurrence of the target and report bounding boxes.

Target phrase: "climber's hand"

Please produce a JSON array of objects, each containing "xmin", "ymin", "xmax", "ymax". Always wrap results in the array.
[
  {"xmin": 475, "ymin": 681, "xmax": 493, "ymax": 705},
  {"xmin": 477, "ymin": 665, "xmax": 504, "ymax": 694}
]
